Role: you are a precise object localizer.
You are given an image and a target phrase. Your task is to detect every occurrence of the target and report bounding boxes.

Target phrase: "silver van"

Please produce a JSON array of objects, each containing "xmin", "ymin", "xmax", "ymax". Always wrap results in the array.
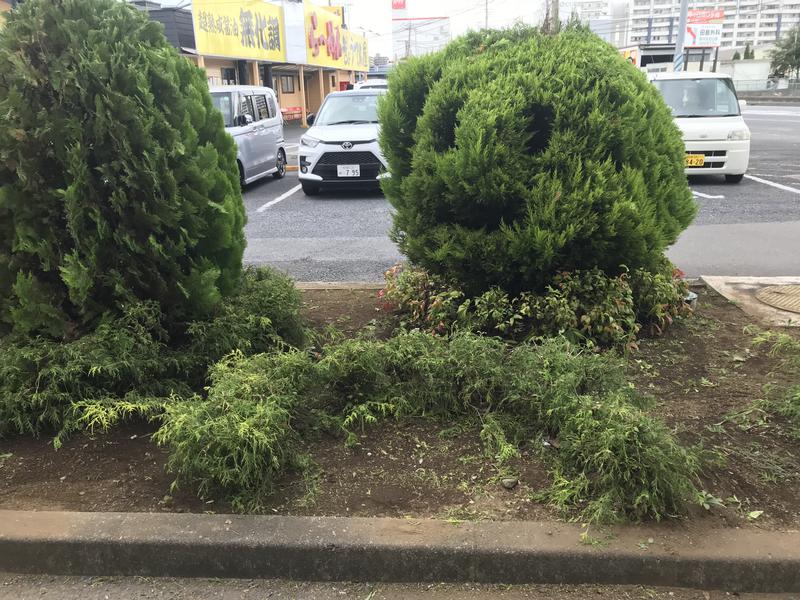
[{"xmin": 209, "ymin": 85, "xmax": 287, "ymax": 186}]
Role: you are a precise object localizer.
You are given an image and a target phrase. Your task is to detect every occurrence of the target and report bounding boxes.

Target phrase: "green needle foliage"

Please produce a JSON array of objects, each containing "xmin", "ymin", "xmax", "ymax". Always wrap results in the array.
[
  {"xmin": 156, "ymin": 331, "xmax": 697, "ymax": 521},
  {"xmin": 0, "ymin": 267, "xmax": 306, "ymax": 439},
  {"xmin": 379, "ymin": 26, "xmax": 696, "ymax": 296},
  {"xmin": 0, "ymin": 0, "xmax": 245, "ymax": 338}
]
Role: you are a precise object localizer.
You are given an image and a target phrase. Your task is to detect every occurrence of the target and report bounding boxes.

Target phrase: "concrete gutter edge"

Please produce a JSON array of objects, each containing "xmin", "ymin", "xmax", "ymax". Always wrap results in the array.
[{"xmin": 1, "ymin": 511, "xmax": 799, "ymax": 592}]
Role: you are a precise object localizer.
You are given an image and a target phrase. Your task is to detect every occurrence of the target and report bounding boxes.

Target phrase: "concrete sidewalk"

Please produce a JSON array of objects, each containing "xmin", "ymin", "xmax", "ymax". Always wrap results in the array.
[{"xmin": 1, "ymin": 511, "xmax": 799, "ymax": 593}]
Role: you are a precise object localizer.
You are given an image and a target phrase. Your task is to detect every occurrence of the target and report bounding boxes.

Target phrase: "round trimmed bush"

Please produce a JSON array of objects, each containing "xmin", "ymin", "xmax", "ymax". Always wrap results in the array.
[
  {"xmin": 0, "ymin": 0, "xmax": 245, "ymax": 338},
  {"xmin": 379, "ymin": 26, "xmax": 696, "ymax": 296}
]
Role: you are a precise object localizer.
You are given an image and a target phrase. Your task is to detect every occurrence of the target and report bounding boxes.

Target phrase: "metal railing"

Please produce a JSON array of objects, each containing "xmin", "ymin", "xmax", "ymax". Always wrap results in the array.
[{"xmin": 733, "ymin": 79, "xmax": 800, "ymax": 92}]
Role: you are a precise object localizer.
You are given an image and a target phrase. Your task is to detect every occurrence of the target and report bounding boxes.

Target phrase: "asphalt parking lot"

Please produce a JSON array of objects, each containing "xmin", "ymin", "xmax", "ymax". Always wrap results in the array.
[{"xmin": 243, "ymin": 105, "xmax": 800, "ymax": 282}]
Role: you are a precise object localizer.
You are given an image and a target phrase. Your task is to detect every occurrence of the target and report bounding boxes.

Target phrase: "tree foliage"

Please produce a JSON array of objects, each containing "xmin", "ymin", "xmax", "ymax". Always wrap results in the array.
[
  {"xmin": 771, "ymin": 26, "xmax": 800, "ymax": 79},
  {"xmin": 0, "ymin": 0, "xmax": 246, "ymax": 338},
  {"xmin": 379, "ymin": 26, "xmax": 696, "ymax": 296}
]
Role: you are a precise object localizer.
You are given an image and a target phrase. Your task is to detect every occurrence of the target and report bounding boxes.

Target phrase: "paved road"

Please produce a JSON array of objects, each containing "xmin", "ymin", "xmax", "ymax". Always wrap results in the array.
[
  {"xmin": 667, "ymin": 105, "xmax": 800, "ymax": 276},
  {"xmin": 0, "ymin": 574, "xmax": 787, "ymax": 600},
  {"xmin": 245, "ymin": 105, "xmax": 800, "ymax": 282}
]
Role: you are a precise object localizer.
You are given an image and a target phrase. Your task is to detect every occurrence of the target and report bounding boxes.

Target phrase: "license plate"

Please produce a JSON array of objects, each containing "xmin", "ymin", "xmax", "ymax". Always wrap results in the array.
[
  {"xmin": 685, "ymin": 154, "xmax": 705, "ymax": 167},
  {"xmin": 337, "ymin": 164, "xmax": 360, "ymax": 177}
]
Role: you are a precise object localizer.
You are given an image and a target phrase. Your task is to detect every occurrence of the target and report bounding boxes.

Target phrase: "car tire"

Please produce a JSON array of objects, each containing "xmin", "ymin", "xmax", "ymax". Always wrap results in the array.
[
  {"xmin": 301, "ymin": 182, "xmax": 320, "ymax": 196},
  {"xmin": 725, "ymin": 173, "xmax": 744, "ymax": 184},
  {"xmin": 273, "ymin": 150, "xmax": 286, "ymax": 179},
  {"xmin": 238, "ymin": 161, "xmax": 246, "ymax": 190}
]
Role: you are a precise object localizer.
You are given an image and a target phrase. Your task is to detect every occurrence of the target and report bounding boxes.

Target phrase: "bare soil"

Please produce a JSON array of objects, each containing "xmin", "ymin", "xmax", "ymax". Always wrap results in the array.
[{"xmin": 1, "ymin": 287, "xmax": 798, "ymax": 531}]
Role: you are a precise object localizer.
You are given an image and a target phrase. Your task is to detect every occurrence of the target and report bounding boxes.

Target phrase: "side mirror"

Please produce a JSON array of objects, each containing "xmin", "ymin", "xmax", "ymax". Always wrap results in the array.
[
  {"xmin": 738, "ymin": 99, "xmax": 748, "ymax": 111},
  {"xmin": 306, "ymin": 113, "xmax": 315, "ymax": 126}
]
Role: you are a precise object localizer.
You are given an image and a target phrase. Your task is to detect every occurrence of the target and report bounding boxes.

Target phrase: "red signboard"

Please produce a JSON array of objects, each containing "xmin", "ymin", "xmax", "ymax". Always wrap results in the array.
[
  {"xmin": 392, "ymin": 0, "xmax": 406, "ymax": 9},
  {"xmin": 688, "ymin": 9, "xmax": 725, "ymax": 23}
]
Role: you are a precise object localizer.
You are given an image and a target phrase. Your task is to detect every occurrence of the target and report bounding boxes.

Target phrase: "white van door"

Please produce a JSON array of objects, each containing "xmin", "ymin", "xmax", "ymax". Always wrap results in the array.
[
  {"xmin": 264, "ymin": 91, "xmax": 283, "ymax": 168},
  {"xmin": 250, "ymin": 92, "xmax": 277, "ymax": 174}
]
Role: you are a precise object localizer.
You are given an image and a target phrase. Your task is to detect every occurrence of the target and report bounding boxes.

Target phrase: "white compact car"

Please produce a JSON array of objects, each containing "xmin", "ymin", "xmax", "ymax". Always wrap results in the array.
[
  {"xmin": 651, "ymin": 72, "xmax": 750, "ymax": 183},
  {"xmin": 353, "ymin": 79, "xmax": 389, "ymax": 90},
  {"xmin": 298, "ymin": 90, "xmax": 388, "ymax": 195}
]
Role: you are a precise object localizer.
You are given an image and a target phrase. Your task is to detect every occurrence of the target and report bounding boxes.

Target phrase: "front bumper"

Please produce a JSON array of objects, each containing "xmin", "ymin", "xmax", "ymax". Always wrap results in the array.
[
  {"xmin": 684, "ymin": 139, "xmax": 750, "ymax": 176},
  {"xmin": 298, "ymin": 141, "xmax": 388, "ymax": 185}
]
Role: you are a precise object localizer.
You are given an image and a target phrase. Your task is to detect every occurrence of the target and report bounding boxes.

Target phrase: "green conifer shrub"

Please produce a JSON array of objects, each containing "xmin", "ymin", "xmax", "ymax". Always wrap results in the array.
[
  {"xmin": 0, "ymin": 0, "xmax": 245, "ymax": 338},
  {"xmin": 379, "ymin": 26, "xmax": 696, "ymax": 296}
]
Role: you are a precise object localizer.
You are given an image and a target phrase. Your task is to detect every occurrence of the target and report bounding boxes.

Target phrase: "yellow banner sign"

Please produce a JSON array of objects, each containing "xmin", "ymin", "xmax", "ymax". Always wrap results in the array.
[
  {"xmin": 193, "ymin": 0, "xmax": 286, "ymax": 62},
  {"xmin": 305, "ymin": 2, "xmax": 368, "ymax": 72}
]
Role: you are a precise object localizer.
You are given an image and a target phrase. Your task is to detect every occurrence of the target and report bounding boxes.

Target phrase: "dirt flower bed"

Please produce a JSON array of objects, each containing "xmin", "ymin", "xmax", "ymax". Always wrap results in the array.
[{"xmin": 1, "ymin": 285, "xmax": 798, "ymax": 531}]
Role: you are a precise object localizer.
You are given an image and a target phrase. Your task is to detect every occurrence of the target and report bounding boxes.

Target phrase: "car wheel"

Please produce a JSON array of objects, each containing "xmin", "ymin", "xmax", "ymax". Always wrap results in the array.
[
  {"xmin": 273, "ymin": 150, "xmax": 286, "ymax": 179},
  {"xmin": 725, "ymin": 173, "xmax": 744, "ymax": 184},
  {"xmin": 301, "ymin": 182, "xmax": 320, "ymax": 196},
  {"xmin": 238, "ymin": 161, "xmax": 246, "ymax": 190}
]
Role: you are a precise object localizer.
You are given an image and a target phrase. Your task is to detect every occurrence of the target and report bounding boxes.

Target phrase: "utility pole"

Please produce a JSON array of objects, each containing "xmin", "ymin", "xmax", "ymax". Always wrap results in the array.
[
  {"xmin": 552, "ymin": 0, "xmax": 560, "ymax": 32},
  {"xmin": 485, "ymin": 0, "xmax": 488, "ymax": 29},
  {"xmin": 673, "ymin": 0, "xmax": 689, "ymax": 72}
]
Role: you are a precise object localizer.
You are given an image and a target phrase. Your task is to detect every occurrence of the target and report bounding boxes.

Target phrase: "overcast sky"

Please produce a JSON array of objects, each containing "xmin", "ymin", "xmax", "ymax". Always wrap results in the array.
[
  {"xmin": 160, "ymin": 0, "xmax": 549, "ymax": 59},
  {"xmin": 343, "ymin": 0, "xmax": 548, "ymax": 57}
]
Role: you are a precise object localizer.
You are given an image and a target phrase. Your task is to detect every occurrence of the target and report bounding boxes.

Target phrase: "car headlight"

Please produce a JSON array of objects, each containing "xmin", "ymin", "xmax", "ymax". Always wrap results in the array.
[
  {"xmin": 728, "ymin": 129, "xmax": 750, "ymax": 141},
  {"xmin": 300, "ymin": 135, "xmax": 320, "ymax": 148}
]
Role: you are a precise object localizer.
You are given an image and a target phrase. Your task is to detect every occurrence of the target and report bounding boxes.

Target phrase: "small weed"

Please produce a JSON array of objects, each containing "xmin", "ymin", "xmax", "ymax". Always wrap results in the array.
[
  {"xmin": 696, "ymin": 490, "xmax": 725, "ymax": 510},
  {"xmin": 579, "ymin": 526, "xmax": 609, "ymax": 547},
  {"xmin": 0, "ymin": 452, "xmax": 11, "ymax": 468}
]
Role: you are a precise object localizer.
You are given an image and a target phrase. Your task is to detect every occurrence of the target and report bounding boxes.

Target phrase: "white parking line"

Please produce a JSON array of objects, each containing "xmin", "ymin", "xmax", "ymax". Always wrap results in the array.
[
  {"xmin": 256, "ymin": 184, "xmax": 302, "ymax": 213},
  {"xmin": 744, "ymin": 174, "xmax": 800, "ymax": 195},
  {"xmin": 692, "ymin": 190, "xmax": 725, "ymax": 199}
]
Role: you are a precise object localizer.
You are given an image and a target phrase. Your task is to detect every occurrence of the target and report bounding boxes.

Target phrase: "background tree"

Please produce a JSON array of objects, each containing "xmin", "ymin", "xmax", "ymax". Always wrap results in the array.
[
  {"xmin": 743, "ymin": 43, "xmax": 754, "ymax": 60},
  {"xmin": 0, "ymin": 0, "xmax": 246, "ymax": 338},
  {"xmin": 379, "ymin": 26, "xmax": 695, "ymax": 296},
  {"xmin": 771, "ymin": 26, "xmax": 800, "ymax": 79},
  {"xmin": 732, "ymin": 50, "xmax": 742, "ymax": 61}
]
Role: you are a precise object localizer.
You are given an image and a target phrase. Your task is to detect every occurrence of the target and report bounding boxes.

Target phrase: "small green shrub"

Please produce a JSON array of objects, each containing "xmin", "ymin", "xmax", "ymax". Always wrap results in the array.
[
  {"xmin": 154, "ymin": 350, "xmax": 314, "ymax": 509},
  {"xmin": 0, "ymin": 267, "xmax": 306, "ymax": 439},
  {"xmin": 380, "ymin": 25, "xmax": 696, "ymax": 297},
  {"xmin": 0, "ymin": 302, "xmax": 190, "ymax": 438},
  {"xmin": 156, "ymin": 331, "xmax": 696, "ymax": 521},
  {"xmin": 382, "ymin": 263, "xmax": 687, "ymax": 349},
  {"xmin": 753, "ymin": 331, "xmax": 800, "ymax": 437},
  {"xmin": 630, "ymin": 262, "xmax": 689, "ymax": 334}
]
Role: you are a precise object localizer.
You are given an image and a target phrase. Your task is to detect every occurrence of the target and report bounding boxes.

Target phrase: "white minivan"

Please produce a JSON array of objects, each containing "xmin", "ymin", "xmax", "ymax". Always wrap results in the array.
[
  {"xmin": 209, "ymin": 85, "xmax": 287, "ymax": 187},
  {"xmin": 651, "ymin": 72, "xmax": 750, "ymax": 183}
]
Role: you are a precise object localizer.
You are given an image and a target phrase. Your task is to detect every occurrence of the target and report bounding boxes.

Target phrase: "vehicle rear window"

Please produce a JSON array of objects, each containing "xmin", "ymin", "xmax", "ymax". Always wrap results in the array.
[{"xmin": 210, "ymin": 92, "xmax": 233, "ymax": 128}]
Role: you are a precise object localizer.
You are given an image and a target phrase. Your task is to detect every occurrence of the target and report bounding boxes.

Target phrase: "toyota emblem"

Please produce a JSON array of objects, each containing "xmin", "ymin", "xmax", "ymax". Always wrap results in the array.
[{"xmin": 341, "ymin": 141, "xmax": 353, "ymax": 150}]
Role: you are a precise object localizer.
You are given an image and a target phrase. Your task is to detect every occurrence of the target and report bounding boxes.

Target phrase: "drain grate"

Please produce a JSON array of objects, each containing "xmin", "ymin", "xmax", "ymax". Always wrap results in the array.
[{"xmin": 755, "ymin": 284, "xmax": 800, "ymax": 314}]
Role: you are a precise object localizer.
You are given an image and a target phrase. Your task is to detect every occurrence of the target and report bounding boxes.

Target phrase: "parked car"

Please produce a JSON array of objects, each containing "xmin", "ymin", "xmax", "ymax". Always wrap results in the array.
[
  {"xmin": 298, "ymin": 90, "xmax": 388, "ymax": 195},
  {"xmin": 353, "ymin": 79, "xmax": 388, "ymax": 90},
  {"xmin": 650, "ymin": 72, "xmax": 750, "ymax": 183},
  {"xmin": 209, "ymin": 85, "xmax": 287, "ymax": 187}
]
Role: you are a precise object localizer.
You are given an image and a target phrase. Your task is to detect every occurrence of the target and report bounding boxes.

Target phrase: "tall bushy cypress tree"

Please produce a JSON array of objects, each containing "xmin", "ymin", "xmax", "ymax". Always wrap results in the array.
[
  {"xmin": 0, "ymin": 0, "xmax": 246, "ymax": 338},
  {"xmin": 379, "ymin": 26, "xmax": 696, "ymax": 296}
]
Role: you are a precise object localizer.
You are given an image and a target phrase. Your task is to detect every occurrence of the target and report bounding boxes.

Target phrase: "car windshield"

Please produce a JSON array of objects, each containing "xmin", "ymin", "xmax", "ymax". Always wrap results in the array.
[
  {"xmin": 210, "ymin": 92, "xmax": 234, "ymax": 127},
  {"xmin": 314, "ymin": 94, "xmax": 380, "ymax": 126},
  {"xmin": 653, "ymin": 78, "xmax": 740, "ymax": 118}
]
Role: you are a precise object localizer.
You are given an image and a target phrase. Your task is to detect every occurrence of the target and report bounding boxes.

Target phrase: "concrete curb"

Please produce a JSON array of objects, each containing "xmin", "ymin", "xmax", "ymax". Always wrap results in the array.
[
  {"xmin": 296, "ymin": 281, "xmax": 383, "ymax": 290},
  {"xmin": 1, "ymin": 511, "xmax": 799, "ymax": 592}
]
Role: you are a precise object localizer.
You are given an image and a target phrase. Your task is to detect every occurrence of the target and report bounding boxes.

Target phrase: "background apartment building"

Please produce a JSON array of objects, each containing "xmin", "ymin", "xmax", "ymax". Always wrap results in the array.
[{"xmin": 628, "ymin": 0, "xmax": 800, "ymax": 49}]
